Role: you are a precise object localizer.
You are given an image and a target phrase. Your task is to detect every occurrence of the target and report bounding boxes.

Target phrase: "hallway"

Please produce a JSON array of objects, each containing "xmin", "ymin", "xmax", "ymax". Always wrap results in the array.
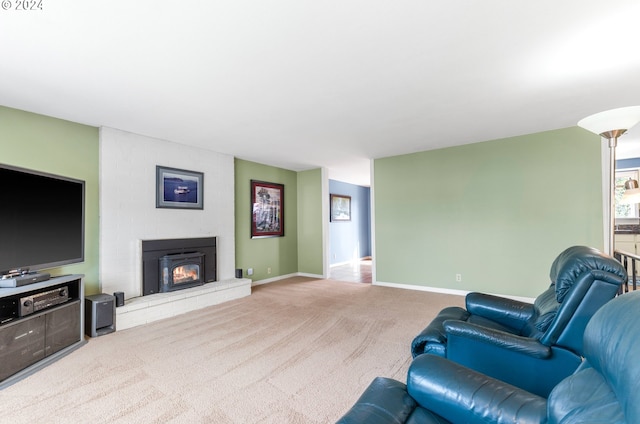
[{"xmin": 329, "ymin": 259, "xmax": 372, "ymax": 284}]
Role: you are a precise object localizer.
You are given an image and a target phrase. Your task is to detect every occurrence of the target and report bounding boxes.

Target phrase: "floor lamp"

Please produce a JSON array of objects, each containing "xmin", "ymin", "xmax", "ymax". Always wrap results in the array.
[{"xmin": 578, "ymin": 106, "xmax": 640, "ymax": 256}]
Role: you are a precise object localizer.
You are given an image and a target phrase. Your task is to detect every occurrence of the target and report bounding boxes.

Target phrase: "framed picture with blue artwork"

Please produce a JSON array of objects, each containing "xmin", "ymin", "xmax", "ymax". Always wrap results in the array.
[{"xmin": 156, "ymin": 165, "xmax": 204, "ymax": 209}]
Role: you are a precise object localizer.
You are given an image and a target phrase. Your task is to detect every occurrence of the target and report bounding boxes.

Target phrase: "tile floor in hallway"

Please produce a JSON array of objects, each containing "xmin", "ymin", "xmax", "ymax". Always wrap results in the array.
[{"xmin": 329, "ymin": 259, "xmax": 372, "ymax": 284}]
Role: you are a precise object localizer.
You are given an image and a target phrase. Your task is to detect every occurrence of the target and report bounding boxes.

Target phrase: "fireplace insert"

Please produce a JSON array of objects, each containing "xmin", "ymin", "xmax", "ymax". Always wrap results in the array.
[
  {"xmin": 141, "ymin": 237, "xmax": 216, "ymax": 296},
  {"xmin": 159, "ymin": 252, "xmax": 205, "ymax": 292}
]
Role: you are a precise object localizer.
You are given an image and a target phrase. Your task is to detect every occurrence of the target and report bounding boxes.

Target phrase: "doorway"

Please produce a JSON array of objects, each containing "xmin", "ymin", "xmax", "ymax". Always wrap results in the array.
[{"xmin": 327, "ymin": 179, "xmax": 372, "ymax": 283}]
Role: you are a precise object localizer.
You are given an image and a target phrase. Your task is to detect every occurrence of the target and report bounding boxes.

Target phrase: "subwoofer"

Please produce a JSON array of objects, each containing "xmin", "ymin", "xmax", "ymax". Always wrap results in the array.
[{"xmin": 85, "ymin": 294, "xmax": 115, "ymax": 337}]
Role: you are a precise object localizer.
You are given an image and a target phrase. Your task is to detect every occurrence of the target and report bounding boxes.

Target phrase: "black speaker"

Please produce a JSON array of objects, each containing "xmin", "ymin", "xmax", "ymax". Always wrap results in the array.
[
  {"xmin": 235, "ymin": 269, "xmax": 243, "ymax": 278},
  {"xmin": 113, "ymin": 291, "xmax": 125, "ymax": 307},
  {"xmin": 85, "ymin": 294, "xmax": 115, "ymax": 337}
]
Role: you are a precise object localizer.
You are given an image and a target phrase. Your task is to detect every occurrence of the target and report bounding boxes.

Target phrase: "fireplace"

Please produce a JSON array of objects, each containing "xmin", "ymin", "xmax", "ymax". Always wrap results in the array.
[
  {"xmin": 141, "ymin": 237, "xmax": 216, "ymax": 296},
  {"xmin": 159, "ymin": 252, "xmax": 205, "ymax": 292}
]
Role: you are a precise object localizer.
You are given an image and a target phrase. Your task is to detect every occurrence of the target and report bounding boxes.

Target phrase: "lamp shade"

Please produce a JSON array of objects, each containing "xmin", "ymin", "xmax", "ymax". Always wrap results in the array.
[{"xmin": 578, "ymin": 106, "xmax": 640, "ymax": 136}]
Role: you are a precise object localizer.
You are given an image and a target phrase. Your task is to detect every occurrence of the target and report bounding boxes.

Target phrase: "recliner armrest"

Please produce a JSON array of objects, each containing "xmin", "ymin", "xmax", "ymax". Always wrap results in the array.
[
  {"xmin": 444, "ymin": 320, "xmax": 552, "ymax": 359},
  {"xmin": 466, "ymin": 292, "xmax": 535, "ymax": 332},
  {"xmin": 407, "ymin": 354, "xmax": 547, "ymax": 424},
  {"xmin": 335, "ymin": 377, "xmax": 418, "ymax": 424}
]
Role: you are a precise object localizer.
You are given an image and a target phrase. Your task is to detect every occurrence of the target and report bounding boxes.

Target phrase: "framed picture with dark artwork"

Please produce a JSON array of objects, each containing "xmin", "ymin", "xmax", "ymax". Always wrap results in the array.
[
  {"xmin": 251, "ymin": 180, "xmax": 284, "ymax": 238},
  {"xmin": 156, "ymin": 165, "xmax": 204, "ymax": 209},
  {"xmin": 330, "ymin": 194, "xmax": 351, "ymax": 222}
]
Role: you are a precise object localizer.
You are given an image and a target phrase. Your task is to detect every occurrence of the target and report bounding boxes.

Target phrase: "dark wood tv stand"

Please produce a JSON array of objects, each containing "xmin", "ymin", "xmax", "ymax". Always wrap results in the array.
[{"xmin": 0, "ymin": 274, "xmax": 85, "ymax": 389}]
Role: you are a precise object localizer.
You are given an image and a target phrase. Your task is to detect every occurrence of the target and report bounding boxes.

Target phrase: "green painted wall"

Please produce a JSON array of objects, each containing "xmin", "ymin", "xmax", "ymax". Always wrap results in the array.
[
  {"xmin": 0, "ymin": 106, "xmax": 100, "ymax": 293},
  {"xmin": 1, "ymin": 106, "xmax": 602, "ymax": 299},
  {"xmin": 234, "ymin": 159, "xmax": 299, "ymax": 281},
  {"xmin": 297, "ymin": 168, "xmax": 324, "ymax": 275},
  {"xmin": 374, "ymin": 127, "xmax": 603, "ymax": 298}
]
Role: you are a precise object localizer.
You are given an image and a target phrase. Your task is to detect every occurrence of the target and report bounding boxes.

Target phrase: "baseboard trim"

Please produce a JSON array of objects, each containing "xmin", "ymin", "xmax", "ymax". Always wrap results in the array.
[
  {"xmin": 373, "ymin": 280, "xmax": 535, "ymax": 303},
  {"xmin": 297, "ymin": 272, "xmax": 324, "ymax": 279},
  {"xmin": 252, "ymin": 275, "xmax": 535, "ymax": 303},
  {"xmin": 374, "ymin": 281, "xmax": 469, "ymax": 297},
  {"xmin": 251, "ymin": 272, "xmax": 325, "ymax": 286}
]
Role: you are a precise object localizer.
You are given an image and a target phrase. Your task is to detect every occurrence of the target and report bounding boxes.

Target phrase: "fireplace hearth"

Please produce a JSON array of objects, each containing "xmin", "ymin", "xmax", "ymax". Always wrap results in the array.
[{"xmin": 141, "ymin": 237, "xmax": 216, "ymax": 296}]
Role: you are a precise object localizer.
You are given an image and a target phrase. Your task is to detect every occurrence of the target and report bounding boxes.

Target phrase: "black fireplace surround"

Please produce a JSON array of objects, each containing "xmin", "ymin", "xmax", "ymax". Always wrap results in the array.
[{"xmin": 141, "ymin": 237, "xmax": 216, "ymax": 296}]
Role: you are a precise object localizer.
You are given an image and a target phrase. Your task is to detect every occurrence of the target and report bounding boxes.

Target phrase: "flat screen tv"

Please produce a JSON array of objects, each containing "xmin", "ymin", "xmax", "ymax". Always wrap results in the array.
[{"xmin": 0, "ymin": 164, "xmax": 85, "ymax": 276}]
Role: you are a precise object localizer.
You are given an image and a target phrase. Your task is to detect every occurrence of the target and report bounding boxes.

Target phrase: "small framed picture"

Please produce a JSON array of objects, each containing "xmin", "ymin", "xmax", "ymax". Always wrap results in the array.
[
  {"xmin": 251, "ymin": 180, "xmax": 284, "ymax": 238},
  {"xmin": 330, "ymin": 194, "xmax": 351, "ymax": 222},
  {"xmin": 156, "ymin": 166, "xmax": 204, "ymax": 209}
]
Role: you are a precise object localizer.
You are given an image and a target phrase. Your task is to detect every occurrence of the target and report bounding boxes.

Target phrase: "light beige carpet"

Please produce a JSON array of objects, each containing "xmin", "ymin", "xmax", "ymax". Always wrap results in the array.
[{"xmin": 0, "ymin": 277, "xmax": 463, "ymax": 424}]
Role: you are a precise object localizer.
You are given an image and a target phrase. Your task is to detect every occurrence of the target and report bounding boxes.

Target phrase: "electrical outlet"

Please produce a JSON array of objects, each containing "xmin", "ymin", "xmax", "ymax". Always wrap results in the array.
[
  {"xmin": 455, "ymin": 274, "xmax": 462, "ymax": 282},
  {"xmin": 247, "ymin": 268, "xmax": 253, "ymax": 276},
  {"xmin": 267, "ymin": 267, "xmax": 272, "ymax": 274}
]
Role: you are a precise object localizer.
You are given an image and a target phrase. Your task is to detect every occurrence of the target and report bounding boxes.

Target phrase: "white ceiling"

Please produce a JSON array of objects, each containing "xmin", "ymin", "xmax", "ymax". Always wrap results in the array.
[{"xmin": 2, "ymin": 1, "xmax": 640, "ymax": 186}]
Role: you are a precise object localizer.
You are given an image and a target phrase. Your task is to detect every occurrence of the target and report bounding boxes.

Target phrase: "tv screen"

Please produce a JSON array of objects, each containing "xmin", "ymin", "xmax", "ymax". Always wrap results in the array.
[{"xmin": 0, "ymin": 164, "xmax": 85, "ymax": 275}]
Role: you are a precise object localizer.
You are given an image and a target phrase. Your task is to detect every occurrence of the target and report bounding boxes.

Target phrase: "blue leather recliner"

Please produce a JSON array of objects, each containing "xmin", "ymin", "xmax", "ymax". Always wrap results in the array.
[
  {"xmin": 410, "ymin": 246, "xmax": 627, "ymax": 396},
  {"xmin": 337, "ymin": 291, "xmax": 640, "ymax": 424}
]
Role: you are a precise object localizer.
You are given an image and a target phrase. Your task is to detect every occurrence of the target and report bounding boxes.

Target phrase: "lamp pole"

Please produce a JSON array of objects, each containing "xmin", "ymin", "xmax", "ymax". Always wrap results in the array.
[
  {"xmin": 578, "ymin": 106, "xmax": 640, "ymax": 256},
  {"xmin": 601, "ymin": 129, "xmax": 626, "ymax": 256}
]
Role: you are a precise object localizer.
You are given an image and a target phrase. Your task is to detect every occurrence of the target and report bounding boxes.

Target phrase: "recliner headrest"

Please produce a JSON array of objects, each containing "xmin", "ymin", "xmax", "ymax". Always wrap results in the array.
[{"xmin": 549, "ymin": 246, "xmax": 626, "ymax": 303}]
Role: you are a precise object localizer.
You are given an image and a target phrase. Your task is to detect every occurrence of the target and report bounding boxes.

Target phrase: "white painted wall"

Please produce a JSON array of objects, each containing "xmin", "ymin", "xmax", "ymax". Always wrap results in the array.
[{"xmin": 99, "ymin": 127, "xmax": 235, "ymax": 299}]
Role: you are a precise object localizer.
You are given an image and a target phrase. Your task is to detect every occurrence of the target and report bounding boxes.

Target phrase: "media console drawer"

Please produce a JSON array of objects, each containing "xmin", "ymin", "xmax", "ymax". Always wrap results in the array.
[
  {"xmin": 0, "ymin": 315, "xmax": 45, "ymax": 381},
  {"xmin": 0, "ymin": 275, "xmax": 84, "ymax": 389}
]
